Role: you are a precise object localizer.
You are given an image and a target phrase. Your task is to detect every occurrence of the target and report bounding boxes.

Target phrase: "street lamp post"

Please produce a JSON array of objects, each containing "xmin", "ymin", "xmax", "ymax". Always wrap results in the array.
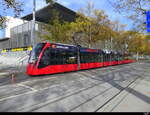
[{"xmin": 31, "ymin": 0, "xmax": 36, "ymax": 46}]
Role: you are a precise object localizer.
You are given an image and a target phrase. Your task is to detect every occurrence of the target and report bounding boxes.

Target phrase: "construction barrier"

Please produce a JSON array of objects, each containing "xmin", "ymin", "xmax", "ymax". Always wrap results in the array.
[{"xmin": 0, "ymin": 46, "xmax": 32, "ymax": 54}]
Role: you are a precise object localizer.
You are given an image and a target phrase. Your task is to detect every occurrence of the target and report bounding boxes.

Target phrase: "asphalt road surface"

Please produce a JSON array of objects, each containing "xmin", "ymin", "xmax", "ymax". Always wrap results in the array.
[{"xmin": 0, "ymin": 60, "xmax": 150, "ymax": 112}]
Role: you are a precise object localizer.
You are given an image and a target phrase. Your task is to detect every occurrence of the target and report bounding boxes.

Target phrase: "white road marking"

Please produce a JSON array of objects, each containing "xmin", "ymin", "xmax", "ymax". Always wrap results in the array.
[
  {"xmin": 0, "ymin": 90, "xmax": 37, "ymax": 102},
  {"xmin": 17, "ymin": 84, "xmax": 38, "ymax": 91},
  {"xmin": 20, "ymin": 76, "xmax": 56, "ymax": 85}
]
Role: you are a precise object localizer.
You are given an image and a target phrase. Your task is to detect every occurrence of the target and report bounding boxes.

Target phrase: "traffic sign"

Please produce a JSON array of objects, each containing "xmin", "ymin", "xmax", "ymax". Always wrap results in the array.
[{"xmin": 146, "ymin": 11, "xmax": 150, "ymax": 32}]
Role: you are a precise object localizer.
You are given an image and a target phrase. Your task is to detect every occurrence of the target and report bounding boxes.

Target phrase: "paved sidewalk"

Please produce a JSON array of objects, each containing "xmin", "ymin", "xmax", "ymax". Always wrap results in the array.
[
  {"xmin": 99, "ymin": 72, "xmax": 150, "ymax": 112},
  {"xmin": 0, "ymin": 60, "xmax": 149, "ymax": 112}
]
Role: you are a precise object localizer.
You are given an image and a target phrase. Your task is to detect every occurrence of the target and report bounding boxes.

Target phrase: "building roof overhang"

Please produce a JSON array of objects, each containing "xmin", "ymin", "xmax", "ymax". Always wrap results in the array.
[
  {"xmin": 0, "ymin": 37, "xmax": 10, "ymax": 42},
  {"xmin": 21, "ymin": 2, "xmax": 77, "ymax": 23}
]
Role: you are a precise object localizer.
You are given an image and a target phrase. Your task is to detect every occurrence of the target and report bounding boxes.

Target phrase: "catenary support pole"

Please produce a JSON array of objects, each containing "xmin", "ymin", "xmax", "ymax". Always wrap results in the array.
[{"xmin": 31, "ymin": 0, "xmax": 36, "ymax": 46}]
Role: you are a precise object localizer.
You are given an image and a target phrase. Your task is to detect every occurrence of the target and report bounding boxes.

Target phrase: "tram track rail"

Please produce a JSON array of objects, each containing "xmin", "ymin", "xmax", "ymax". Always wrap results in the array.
[{"xmin": 94, "ymin": 76, "xmax": 140, "ymax": 112}]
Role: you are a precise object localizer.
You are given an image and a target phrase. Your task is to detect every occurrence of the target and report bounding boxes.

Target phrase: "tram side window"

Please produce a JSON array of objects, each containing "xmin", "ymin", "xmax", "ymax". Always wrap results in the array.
[
  {"xmin": 110, "ymin": 54, "xmax": 113, "ymax": 61},
  {"xmin": 122, "ymin": 55, "xmax": 125, "ymax": 60},
  {"xmin": 38, "ymin": 48, "xmax": 77, "ymax": 67},
  {"xmin": 50, "ymin": 49, "xmax": 77, "ymax": 65},
  {"xmin": 103, "ymin": 54, "xmax": 107, "ymax": 62},
  {"xmin": 80, "ymin": 52, "xmax": 86, "ymax": 63},
  {"xmin": 114, "ymin": 54, "xmax": 117, "ymax": 61},
  {"xmin": 118, "ymin": 55, "xmax": 122, "ymax": 61},
  {"xmin": 112, "ymin": 54, "xmax": 115, "ymax": 61},
  {"xmin": 98, "ymin": 54, "xmax": 103, "ymax": 62},
  {"xmin": 91, "ymin": 53, "xmax": 95, "ymax": 63},
  {"xmin": 120, "ymin": 55, "xmax": 124, "ymax": 60},
  {"xmin": 114, "ymin": 55, "xmax": 118, "ymax": 61},
  {"xmin": 49, "ymin": 50, "xmax": 55, "ymax": 65},
  {"xmin": 91, "ymin": 52, "xmax": 99, "ymax": 63},
  {"xmin": 114, "ymin": 55, "xmax": 117, "ymax": 61},
  {"xmin": 50, "ymin": 49, "xmax": 64, "ymax": 65},
  {"xmin": 108, "ymin": 54, "xmax": 111, "ymax": 61},
  {"xmin": 80, "ymin": 52, "xmax": 89, "ymax": 63},
  {"xmin": 117, "ymin": 54, "xmax": 124, "ymax": 61},
  {"xmin": 64, "ymin": 51, "xmax": 77, "ymax": 64},
  {"xmin": 80, "ymin": 52, "xmax": 100, "ymax": 63},
  {"xmin": 105, "ymin": 54, "xmax": 110, "ymax": 62},
  {"xmin": 106, "ymin": 54, "xmax": 109, "ymax": 61},
  {"xmin": 88, "ymin": 53, "xmax": 92, "ymax": 63},
  {"xmin": 98, "ymin": 53, "xmax": 101, "ymax": 62}
]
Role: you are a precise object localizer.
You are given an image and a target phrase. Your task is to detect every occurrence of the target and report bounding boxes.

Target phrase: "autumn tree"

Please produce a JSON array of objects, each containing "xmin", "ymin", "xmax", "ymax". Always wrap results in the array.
[
  {"xmin": 108, "ymin": 0, "xmax": 150, "ymax": 31},
  {"xmin": 113, "ymin": 30, "xmax": 150, "ymax": 59},
  {"xmin": 129, "ymin": 32, "xmax": 146, "ymax": 60},
  {"xmin": 142, "ymin": 38, "xmax": 150, "ymax": 55},
  {"xmin": 145, "ymin": 35, "xmax": 150, "ymax": 40},
  {"xmin": 0, "ymin": 0, "xmax": 24, "ymax": 28},
  {"xmin": 68, "ymin": 2, "xmax": 116, "ymax": 48},
  {"xmin": 42, "ymin": 1, "xmax": 115, "ymax": 48}
]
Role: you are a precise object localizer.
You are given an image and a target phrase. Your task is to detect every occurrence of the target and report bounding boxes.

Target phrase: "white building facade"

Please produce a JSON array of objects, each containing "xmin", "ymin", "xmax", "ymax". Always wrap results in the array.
[{"xmin": 0, "ymin": 16, "xmax": 26, "ymax": 39}]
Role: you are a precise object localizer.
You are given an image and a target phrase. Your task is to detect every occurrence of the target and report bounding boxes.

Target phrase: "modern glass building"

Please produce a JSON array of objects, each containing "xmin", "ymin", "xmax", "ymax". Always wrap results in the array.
[
  {"xmin": 0, "ymin": 16, "xmax": 25, "ymax": 49},
  {"xmin": 10, "ymin": 21, "xmax": 39, "ymax": 48},
  {"xmin": 0, "ymin": 2, "xmax": 77, "ymax": 49}
]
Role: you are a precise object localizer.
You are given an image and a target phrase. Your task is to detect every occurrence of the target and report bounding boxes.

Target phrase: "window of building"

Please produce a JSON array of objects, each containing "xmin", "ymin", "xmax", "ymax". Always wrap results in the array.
[{"xmin": 24, "ymin": 34, "xmax": 29, "ymax": 46}]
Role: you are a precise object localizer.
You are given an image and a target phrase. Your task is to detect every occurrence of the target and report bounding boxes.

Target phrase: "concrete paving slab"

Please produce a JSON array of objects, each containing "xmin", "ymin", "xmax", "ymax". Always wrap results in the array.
[
  {"xmin": 71, "ymin": 87, "xmax": 120, "ymax": 112},
  {"xmin": 98, "ymin": 76, "xmax": 150, "ymax": 112},
  {"xmin": 111, "ymin": 79, "xmax": 150, "ymax": 112},
  {"xmin": 33, "ymin": 83, "xmax": 113, "ymax": 112}
]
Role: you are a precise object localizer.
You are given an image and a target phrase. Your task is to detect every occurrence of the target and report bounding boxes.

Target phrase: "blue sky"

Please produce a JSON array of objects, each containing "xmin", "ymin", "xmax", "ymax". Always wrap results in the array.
[
  {"xmin": 56, "ymin": 0, "xmax": 133, "ymax": 30},
  {"xmin": 3, "ymin": 0, "xmax": 133, "ymax": 30}
]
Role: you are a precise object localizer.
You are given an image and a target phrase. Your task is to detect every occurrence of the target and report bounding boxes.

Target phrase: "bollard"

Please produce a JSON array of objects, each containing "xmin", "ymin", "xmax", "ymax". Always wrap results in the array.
[{"xmin": 11, "ymin": 74, "xmax": 16, "ymax": 84}]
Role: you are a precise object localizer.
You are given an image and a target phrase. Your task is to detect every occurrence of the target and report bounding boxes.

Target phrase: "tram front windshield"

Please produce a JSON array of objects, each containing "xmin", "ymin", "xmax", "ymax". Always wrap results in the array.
[{"xmin": 28, "ymin": 43, "xmax": 45, "ymax": 64}]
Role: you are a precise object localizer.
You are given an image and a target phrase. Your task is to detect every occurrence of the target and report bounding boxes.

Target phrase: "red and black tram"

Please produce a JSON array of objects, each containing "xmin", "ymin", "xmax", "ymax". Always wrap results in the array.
[{"xmin": 27, "ymin": 42, "xmax": 135, "ymax": 75}]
